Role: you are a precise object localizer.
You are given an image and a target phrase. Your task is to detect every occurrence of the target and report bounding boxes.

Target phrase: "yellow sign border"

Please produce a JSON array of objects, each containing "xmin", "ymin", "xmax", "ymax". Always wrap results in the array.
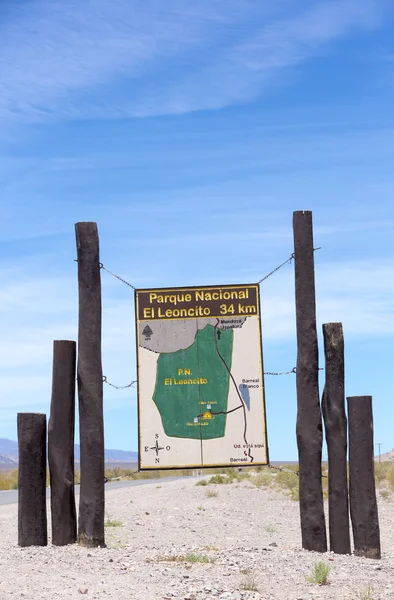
[{"xmin": 135, "ymin": 282, "xmax": 269, "ymax": 470}]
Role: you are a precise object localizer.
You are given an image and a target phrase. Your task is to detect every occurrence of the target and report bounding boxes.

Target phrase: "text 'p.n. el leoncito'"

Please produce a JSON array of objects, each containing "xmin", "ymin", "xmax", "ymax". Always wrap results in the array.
[{"xmin": 136, "ymin": 284, "xmax": 259, "ymax": 321}]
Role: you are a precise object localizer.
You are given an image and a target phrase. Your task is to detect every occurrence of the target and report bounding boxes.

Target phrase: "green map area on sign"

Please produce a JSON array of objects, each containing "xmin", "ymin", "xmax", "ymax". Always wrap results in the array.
[{"xmin": 153, "ymin": 325, "xmax": 233, "ymax": 440}]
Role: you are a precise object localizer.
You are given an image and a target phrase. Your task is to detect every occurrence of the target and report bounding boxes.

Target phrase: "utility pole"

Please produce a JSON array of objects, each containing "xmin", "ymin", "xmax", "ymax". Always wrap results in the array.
[{"xmin": 377, "ymin": 443, "xmax": 382, "ymax": 463}]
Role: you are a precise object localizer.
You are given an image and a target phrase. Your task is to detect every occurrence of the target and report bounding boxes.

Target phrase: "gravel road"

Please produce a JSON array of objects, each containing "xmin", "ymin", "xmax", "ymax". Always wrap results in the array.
[
  {"xmin": 0, "ymin": 477, "xmax": 185, "ymax": 506},
  {"xmin": 0, "ymin": 476, "xmax": 393, "ymax": 599}
]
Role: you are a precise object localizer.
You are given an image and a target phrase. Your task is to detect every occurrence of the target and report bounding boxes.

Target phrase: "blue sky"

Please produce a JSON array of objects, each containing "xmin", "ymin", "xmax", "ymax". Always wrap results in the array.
[{"xmin": 1, "ymin": 0, "xmax": 394, "ymax": 460}]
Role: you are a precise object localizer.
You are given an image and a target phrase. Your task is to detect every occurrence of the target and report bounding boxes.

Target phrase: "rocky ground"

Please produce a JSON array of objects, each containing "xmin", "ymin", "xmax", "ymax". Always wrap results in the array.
[{"xmin": 0, "ymin": 475, "xmax": 393, "ymax": 599}]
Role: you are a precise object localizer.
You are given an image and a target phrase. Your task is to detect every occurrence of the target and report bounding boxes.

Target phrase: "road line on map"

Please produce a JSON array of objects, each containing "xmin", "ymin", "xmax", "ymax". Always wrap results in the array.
[
  {"xmin": 195, "ymin": 319, "xmax": 205, "ymax": 467},
  {"xmin": 213, "ymin": 319, "xmax": 254, "ymax": 463}
]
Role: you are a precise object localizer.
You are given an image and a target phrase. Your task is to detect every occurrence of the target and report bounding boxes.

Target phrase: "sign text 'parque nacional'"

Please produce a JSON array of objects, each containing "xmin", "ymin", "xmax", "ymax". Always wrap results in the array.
[{"xmin": 135, "ymin": 283, "xmax": 268, "ymax": 470}]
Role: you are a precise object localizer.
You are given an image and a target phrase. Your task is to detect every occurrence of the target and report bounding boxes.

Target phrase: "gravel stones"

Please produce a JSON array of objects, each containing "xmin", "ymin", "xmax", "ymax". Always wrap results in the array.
[{"xmin": 0, "ymin": 477, "xmax": 393, "ymax": 599}]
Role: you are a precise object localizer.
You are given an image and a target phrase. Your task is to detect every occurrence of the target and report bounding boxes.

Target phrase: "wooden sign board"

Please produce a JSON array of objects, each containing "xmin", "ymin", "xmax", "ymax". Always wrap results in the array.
[{"xmin": 135, "ymin": 283, "xmax": 268, "ymax": 469}]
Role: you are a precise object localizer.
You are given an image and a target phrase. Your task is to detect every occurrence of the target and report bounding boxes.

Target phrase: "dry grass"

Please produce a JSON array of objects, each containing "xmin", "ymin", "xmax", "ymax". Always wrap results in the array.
[
  {"xmin": 351, "ymin": 584, "xmax": 377, "ymax": 600},
  {"xmin": 252, "ymin": 472, "xmax": 272, "ymax": 488},
  {"xmin": 239, "ymin": 574, "xmax": 259, "ymax": 591},
  {"xmin": 104, "ymin": 512, "xmax": 123, "ymax": 527},
  {"xmin": 375, "ymin": 462, "xmax": 394, "ymax": 493},
  {"xmin": 275, "ymin": 470, "xmax": 299, "ymax": 501},
  {"xmin": 148, "ymin": 552, "xmax": 213, "ymax": 564},
  {"xmin": 306, "ymin": 562, "xmax": 330, "ymax": 585},
  {"xmin": 0, "ymin": 469, "xmax": 18, "ymax": 491}
]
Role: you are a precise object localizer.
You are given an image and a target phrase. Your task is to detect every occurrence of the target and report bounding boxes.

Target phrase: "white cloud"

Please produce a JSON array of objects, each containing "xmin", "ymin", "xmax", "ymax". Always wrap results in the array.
[
  {"xmin": 0, "ymin": 255, "xmax": 393, "ymax": 442},
  {"xmin": 0, "ymin": 0, "xmax": 389, "ymax": 122},
  {"xmin": 261, "ymin": 259, "xmax": 394, "ymax": 343}
]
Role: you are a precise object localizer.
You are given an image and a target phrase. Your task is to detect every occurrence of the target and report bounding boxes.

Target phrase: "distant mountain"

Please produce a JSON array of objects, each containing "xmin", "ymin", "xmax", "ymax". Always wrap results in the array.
[
  {"xmin": 74, "ymin": 445, "xmax": 138, "ymax": 462},
  {"xmin": 376, "ymin": 449, "xmax": 394, "ymax": 462},
  {"xmin": 0, "ymin": 438, "xmax": 18, "ymax": 455},
  {"xmin": 0, "ymin": 454, "xmax": 18, "ymax": 466},
  {"xmin": 0, "ymin": 438, "xmax": 138, "ymax": 464}
]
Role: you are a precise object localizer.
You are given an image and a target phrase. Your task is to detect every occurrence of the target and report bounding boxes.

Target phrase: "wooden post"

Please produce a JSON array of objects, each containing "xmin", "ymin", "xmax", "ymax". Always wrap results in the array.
[
  {"xmin": 347, "ymin": 396, "xmax": 381, "ymax": 559},
  {"xmin": 48, "ymin": 340, "xmax": 77, "ymax": 546},
  {"xmin": 293, "ymin": 210, "xmax": 327, "ymax": 552},
  {"xmin": 322, "ymin": 323, "xmax": 350, "ymax": 554},
  {"xmin": 75, "ymin": 222, "xmax": 105, "ymax": 548},
  {"xmin": 17, "ymin": 413, "xmax": 47, "ymax": 547}
]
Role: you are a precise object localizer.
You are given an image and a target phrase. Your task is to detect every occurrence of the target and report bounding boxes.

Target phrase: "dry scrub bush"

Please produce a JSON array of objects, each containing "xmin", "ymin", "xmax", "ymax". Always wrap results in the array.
[
  {"xmin": 0, "ymin": 469, "xmax": 18, "ymax": 491},
  {"xmin": 374, "ymin": 462, "xmax": 394, "ymax": 494},
  {"xmin": 275, "ymin": 470, "xmax": 299, "ymax": 501},
  {"xmin": 151, "ymin": 553, "xmax": 213, "ymax": 564},
  {"xmin": 253, "ymin": 472, "xmax": 272, "ymax": 488},
  {"xmin": 352, "ymin": 584, "xmax": 377, "ymax": 600},
  {"xmin": 239, "ymin": 575, "xmax": 259, "ymax": 592},
  {"xmin": 208, "ymin": 474, "xmax": 231, "ymax": 485},
  {"xmin": 306, "ymin": 562, "xmax": 330, "ymax": 585}
]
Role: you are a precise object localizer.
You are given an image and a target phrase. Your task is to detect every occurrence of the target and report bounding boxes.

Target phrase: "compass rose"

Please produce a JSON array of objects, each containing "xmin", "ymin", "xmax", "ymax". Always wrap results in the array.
[{"xmin": 150, "ymin": 439, "xmax": 164, "ymax": 456}]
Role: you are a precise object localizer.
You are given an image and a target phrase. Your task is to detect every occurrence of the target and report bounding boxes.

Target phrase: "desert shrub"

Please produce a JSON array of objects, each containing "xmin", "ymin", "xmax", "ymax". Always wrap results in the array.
[
  {"xmin": 104, "ymin": 513, "xmax": 123, "ymax": 527},
  {"xmin": 184, "ymin": 552, "xmax": 212, "ymax": 563},
  {"xmin": 383, "ymin": 465, "xmax": 394, "ymax": 492},
  {"xmin": 353, "ymin": 584, "xmax": 376, "ymax": 600},
  {"xmin": 0, "ymin": 469, "xmax": 18, "ymax": 491},
  {"xmin": 240, "ymin": 575, "xmax": 259, "ymax": 591},
  {"xmin": 253, "ymin": 472, "xmax": 272, "ymax": 488},
  {"xmin": 307, "ymin": 562, "xmax": 330, "ymax": 585},
  {"xmin": 374, "ymin": 462, "xmax": 391, "ymax": 485},
  {"xmin": 275, "ymin": 471, "xmax": 299, "ymax": 493},
  {"xmin": 208, "ymin": 474, "xmax": 233, "ymax": 485},
  {"xmin": 379, "ymin": 488, "xmax": 391, "ymax": 499}
]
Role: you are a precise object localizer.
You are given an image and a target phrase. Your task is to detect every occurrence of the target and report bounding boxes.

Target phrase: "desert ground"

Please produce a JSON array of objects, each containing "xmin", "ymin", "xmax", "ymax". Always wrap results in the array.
[{"xmin": 0, "ymin": 473, "xmax": 393, "ymax": 600}]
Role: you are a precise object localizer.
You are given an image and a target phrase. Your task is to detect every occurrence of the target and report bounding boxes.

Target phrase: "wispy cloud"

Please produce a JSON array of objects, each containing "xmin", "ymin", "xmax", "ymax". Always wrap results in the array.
[
  {"xmin": 1, "ymin": 256, "xmax": 393, "ymax": 445},
  {"xmin": 0, "ymin": 0, "xmax": 389, "ymax": 122},
  {"xmin": 261, "ymin": 259, "xmax": 394, "ymax": 344}
]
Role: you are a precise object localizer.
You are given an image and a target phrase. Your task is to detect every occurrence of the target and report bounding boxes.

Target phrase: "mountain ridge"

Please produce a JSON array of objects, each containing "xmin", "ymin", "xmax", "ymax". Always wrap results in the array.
[{"xmin": 0, "ymin": 438, "xmax": 138, "ymax": 465}]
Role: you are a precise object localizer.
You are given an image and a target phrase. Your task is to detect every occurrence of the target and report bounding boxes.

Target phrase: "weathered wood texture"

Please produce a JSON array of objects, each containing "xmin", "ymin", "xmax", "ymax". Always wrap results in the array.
[
  {"xmin": 293, "ymin": 210, "xmax": 327, "ymax": 552},
  {"xmin": 75, "ymin": 222, "xmax": 105, "ymax": 548},
  {"xmin": 17, "ymin": 413, "xmax": 47, "ymax": 547},
  {"xmin": 347, "ymin": 396, "xmax": 381, "ymax": 559},
  {"xmin": 322, "ymin": 323, "xmax": 350, "ymax": 554},
  {"xmin": 48, "ymin": 340, "xmax": 77, "ymax": 546}
]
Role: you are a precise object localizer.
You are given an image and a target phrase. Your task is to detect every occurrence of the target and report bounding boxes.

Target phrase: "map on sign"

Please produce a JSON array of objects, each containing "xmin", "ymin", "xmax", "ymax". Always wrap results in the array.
[{"xmin": 135, "ymin": 284, "xmax": 268, "ymax": 469}]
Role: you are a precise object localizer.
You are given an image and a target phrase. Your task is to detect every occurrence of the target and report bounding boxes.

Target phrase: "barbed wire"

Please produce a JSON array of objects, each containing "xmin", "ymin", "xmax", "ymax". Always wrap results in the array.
[
  {"xmin": 258, "ymin": 253, "xmax": 295, "ymax": 284},
  {"xmin": 264, "ymin": 367, "xmax": 296, "ymax": 376},
  {"xmin": 102, "ymin": 366, "xmax": 324, "ymax": 390},
  {"xmin": 264, "ymin": 367, "xmax": 323, "ymax": 376},
  {"xmin": 99, "ymin": 263, "xmax": 136, "ymax": 290},
  {"xmin": 267, "ymin": 463, "xmax": 299, "ymax": 476},
  {"xmin": 266, "ymin": 463, "xmax": 327, "ymax": 478},
  {"xmin": 97, "ymin": 247, "xmax": 321, "ymax": 290},
  {"xmin": 97, "ymin": 249, "xmax": 323, "ymax": 392},
  {"xmin": 95, "ymin": 254, "xmax": 327, "ymax": 480},
  {"xmin": 258, "ymin": 246, "xmax": 321, "ymax": 284},
  {"xmin": 102, "ymin": 376, "xmax": 136, "ymax": 389}
]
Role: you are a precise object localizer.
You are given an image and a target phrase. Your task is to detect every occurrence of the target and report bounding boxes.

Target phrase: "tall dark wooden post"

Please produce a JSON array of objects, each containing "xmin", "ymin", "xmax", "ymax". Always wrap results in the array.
[
  {"xmin": 17, "ymin": 413, "xmax": 47, "ymax": 547},
  {"xmin": 48, "ymin": 340, "xmax": 77, "ymax": 546},
  {"xmin": 322, "ymin": 323, "xmax": 350, "ymax": 554},
  {"xmin": 75, "ymin": 222, "xmax": 105, "ymax": 548},
  {"xmin": 293, "ymin": 210, "xmax": 327, "ymax": 552},
  {"xmin": 347, "ymin": 396, "xmax": 381, "ymax": 559}
]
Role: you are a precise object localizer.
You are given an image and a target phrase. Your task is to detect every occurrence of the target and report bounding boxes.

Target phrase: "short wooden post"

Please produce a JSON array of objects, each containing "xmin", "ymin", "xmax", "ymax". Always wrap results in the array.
[
  {"xmin": 75, "ymin": 222, "xmax": 105, "ymax": 548},
  {"xmin": 347, "ymin": 396, "xmax": 381, "ymax": 559},
  {"xmin": 322, "ymin": 323, "xmax": 350, "ymax": 554},
  {"xmin": 293, "ymin": 210, "xmax": 327, "ymax": 552},
  {"xmin": 17, "ymin": 413, "xmax": 47, "ymax": 547},
  {"xmin": 48, "ymin": 340, "xmax": 77, "ymax": 545}
]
